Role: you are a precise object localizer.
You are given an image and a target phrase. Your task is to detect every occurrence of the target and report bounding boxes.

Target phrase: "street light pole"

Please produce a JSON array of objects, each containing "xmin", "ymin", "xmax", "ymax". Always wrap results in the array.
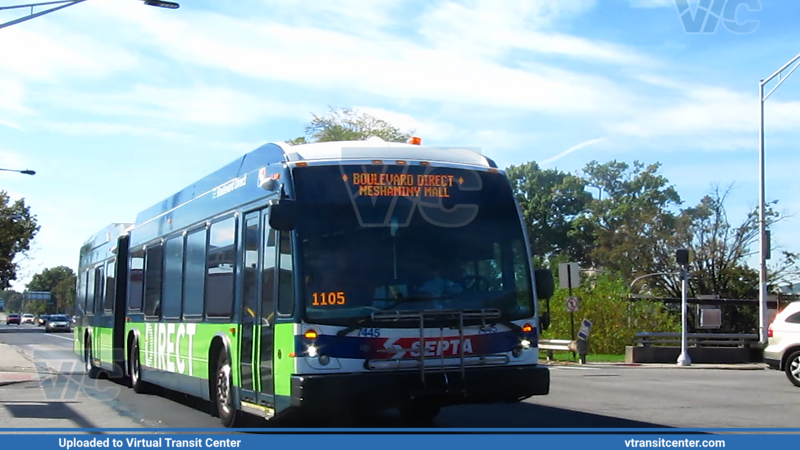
[
  {"xmin": 0, "ymin": 168, "xmax": 36, "ymax": 175},
  {"xmin": 758, "ymin": 52, "xmax": 800, "ymax": 346},
  {"xmin": 676, "ymin": 249, "xmax": 691, "ymax": 366}
]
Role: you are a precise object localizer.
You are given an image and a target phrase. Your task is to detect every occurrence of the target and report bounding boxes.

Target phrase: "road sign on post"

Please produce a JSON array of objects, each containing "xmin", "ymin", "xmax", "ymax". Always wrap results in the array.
[
  {"xmin": 559, "ymin": 263, "xmax": 581, "ymax": 355},
  {"xmin": 558, "ymin": 263, "xmax": 580, "ymax": 289},
  {"xmin": 566, "ymin": 296, "xmax": 579, "ymax": 312}
]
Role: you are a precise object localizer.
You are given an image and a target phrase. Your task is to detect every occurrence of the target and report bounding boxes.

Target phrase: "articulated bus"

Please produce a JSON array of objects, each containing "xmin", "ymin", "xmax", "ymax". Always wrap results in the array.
[{"xmin": 74, "ymin": 137, "xmax": 555, "ymax": 427}]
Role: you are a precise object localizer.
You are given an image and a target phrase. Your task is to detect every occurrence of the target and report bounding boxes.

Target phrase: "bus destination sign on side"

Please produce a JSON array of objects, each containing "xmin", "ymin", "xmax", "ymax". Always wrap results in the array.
[{"xmin": 346, "ymin": 172, "xmax": 464, "ymax": 198}]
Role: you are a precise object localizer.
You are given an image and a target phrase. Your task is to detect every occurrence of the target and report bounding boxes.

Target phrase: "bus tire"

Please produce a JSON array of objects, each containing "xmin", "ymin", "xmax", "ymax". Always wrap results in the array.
[
  {"xmin": 130, "ymin": 340, "xmax": 149, "ymax": 394},
  {"xmin": 84, "ymin": 336, "xmax": 100, "ymax": 380},
  {"xmin": 214, "ymin": 351, "xmax": 238, "ymax": 428},
  {"xmin": 399, "ymin": 398, "xmax": 441, "ymax": 423}
]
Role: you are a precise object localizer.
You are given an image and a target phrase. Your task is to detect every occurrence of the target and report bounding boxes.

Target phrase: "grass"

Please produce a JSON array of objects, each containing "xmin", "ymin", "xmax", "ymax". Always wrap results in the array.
[{"xmin": 540, "ymin": 352, "xmax": 627, "ymax": 363}]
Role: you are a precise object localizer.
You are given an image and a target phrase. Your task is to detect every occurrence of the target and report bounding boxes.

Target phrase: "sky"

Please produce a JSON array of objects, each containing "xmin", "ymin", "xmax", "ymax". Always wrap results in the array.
[{"xmin": 1, "ymin": 0, "xmax": 799, "ymax": 291}]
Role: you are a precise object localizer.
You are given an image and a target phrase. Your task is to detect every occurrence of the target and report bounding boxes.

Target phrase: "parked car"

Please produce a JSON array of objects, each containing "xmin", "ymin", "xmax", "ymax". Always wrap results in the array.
[
  {"xmin": 45, "ymin": 314, "xmax": 72, "ymax": 333},
  {"xmin": 21, "ymin": 313, "xmax": 35, "ymax": 325},
  {"xmin": 764, "ymin": 301, "xmax": 800, "ymax": 387},
  {"xmin": 6, "ymin": 313, "xmax": 20, "ymax": 325},
  {"xmin": 37, "ymin": 314, "xmax": 50, "ymax": 326}
]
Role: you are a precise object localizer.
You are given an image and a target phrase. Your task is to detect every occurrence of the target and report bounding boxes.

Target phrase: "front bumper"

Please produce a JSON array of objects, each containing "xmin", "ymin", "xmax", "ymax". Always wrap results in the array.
[
  {"xmin": 290, "ymin": 364, "xmax": 549, "ymax": 413},
  {"xmin": 764, "ymin": 357, "xmax": 781, "ymax": 370}
]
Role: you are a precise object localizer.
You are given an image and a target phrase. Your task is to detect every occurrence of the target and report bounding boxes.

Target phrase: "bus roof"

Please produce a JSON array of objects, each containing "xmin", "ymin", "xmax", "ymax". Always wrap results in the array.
[
  {"xmin": 280, "ymin": 138, "xmax": 498, "ymax": 168},
  {"xmin": 134, "ymin": 138, "xmax": 499, "ymax": 227},
  {"xmin": 79, "ymin": 222, "xmax": 134, "ymax": 268}
]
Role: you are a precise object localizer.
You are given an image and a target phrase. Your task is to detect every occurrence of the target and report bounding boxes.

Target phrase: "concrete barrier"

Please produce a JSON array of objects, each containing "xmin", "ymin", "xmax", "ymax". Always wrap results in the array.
[{"xmin": 626, "ymin": 345, "xmax": 763, "ymax": 364}]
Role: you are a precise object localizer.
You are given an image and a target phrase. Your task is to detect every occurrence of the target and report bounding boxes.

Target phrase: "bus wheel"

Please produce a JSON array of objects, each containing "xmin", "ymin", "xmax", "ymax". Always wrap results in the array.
[
  {"xmin": 84, "ymin": 337, "xmax": 100, "ymax": 380},
  {"xmin": 399, "ymin": 398, "xmax": 441, "ymax": 423},
  {"xmin": 214, "ymin": 352, "xmax": 238, "ymax": 428},
  {"xmin": 130, "ymin": 340, "xmax": 149, "ymax": 394}
]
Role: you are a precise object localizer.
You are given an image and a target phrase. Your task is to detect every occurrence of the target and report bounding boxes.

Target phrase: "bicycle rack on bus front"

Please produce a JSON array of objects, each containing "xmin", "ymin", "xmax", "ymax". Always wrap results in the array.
[{"xmin": 369, "ymin": 308, "xmax": 503, "ymax": 389}]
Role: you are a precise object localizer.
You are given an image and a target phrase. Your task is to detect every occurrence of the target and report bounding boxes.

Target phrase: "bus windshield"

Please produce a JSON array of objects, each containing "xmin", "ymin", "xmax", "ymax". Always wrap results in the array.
[{"xmin": 293, "ymin": 164, "xmax": 535, "ymax": 326}]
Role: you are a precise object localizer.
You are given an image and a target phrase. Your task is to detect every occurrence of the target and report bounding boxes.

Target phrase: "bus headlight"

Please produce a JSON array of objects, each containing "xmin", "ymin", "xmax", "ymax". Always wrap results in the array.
[
  {"xmin": 521, "ymin": 339, "xmax": 531, "ymax": 349},
  {"xmin": 307, "ymin": 345, "xmax": 318, "ymax": 358}
]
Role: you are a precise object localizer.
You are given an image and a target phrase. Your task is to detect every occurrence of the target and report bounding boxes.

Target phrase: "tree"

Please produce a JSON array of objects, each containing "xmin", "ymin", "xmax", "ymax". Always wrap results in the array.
[
  {"xmin": 542, "ymin": 272, "xmax": 679, "ymax": 354},
  {"xmin": 506, "ymin": 162, "xmax": 593, "ymax": 264},
  {"xmin": 288, "ymin": 107, "xmax": 415, "ymax": 144},
  {"xmin": 27, "ymin": 265, "xmax": 75, "ymax": 292},
  {"xmin": 0, "ymin": 289, "xmax": 22, "ymax": 312},
  {"xmin": 581, "ymin": 160, "xmax": 684, "ymax": 285},
  {"xmin": 0, "ymin": 191, "xmax": 39, "ymax": 289},
  {"xmin": 52, "ymin": 275, "xmax": 77, "ymax": 314}
]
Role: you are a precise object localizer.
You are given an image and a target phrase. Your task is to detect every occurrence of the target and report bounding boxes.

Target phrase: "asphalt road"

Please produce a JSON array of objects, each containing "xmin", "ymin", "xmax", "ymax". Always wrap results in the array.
[{"xmin": 1, "ymin": 322, "xmax": 798, "ymax": 429}]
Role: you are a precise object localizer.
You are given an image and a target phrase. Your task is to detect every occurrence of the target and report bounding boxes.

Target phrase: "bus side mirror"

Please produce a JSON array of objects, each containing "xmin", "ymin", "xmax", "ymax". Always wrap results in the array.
[
  {"xmin": 269, "ymin": 199, "xmax": 296, "ymax": 231},
  {"xmin": 535, "ymin": 269, "xmax": 554, "ymax": 300},
  {"xmin": 535, "ymin": 269, "xmax": 554, "ymax": 331}
]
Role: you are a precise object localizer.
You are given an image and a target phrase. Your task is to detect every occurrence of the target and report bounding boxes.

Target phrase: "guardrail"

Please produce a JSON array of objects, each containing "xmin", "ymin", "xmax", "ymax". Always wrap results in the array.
[
  {"xmin": 539, "ymin": 339, "xmax": 589, "ymax": 364},
  {"xmin": 634, "ymin": 332, "xmax": 759, "ymax": 348}
]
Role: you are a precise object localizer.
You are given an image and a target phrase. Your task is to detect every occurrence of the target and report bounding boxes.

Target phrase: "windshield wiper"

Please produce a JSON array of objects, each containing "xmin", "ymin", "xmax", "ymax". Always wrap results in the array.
[
  {"xmin": 335, "ymin": 295, "xmax": 452, "ymax": 337},
  {"xmin": 372, "ymin": 294, "xmax": 454, "ymax": 313}
]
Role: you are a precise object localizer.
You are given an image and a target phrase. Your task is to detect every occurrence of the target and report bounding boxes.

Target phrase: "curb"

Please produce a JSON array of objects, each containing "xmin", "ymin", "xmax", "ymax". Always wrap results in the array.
[
  {"xmin": 0, "ymin": 372, "xmax": 42, "ymax": 387},
  {"xmin": 542, "ymin": 361, "xmax": 768, "ymax": 370}
]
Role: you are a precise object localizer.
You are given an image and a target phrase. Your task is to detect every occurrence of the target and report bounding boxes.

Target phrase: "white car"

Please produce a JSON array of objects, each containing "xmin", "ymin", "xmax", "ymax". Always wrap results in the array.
[
  {"xmin": 20, "ymin": 313, "xmax": 35, "ymax": 325},
  {"xmin": 764, "ymin": 301, "xmax": 800, "ymax": 387}
]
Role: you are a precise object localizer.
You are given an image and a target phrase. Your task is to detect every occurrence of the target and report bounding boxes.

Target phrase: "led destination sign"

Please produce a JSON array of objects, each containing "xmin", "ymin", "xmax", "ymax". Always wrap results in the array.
[{"xmin": 346, "ymin": 172, "xmax": 463, "ymax": 198}]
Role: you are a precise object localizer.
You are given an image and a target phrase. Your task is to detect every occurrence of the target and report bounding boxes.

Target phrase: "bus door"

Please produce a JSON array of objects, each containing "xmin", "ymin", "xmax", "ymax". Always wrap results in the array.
[{"xmin": 238, "ymin": 208, "xmax": 276, "ymax": 409}]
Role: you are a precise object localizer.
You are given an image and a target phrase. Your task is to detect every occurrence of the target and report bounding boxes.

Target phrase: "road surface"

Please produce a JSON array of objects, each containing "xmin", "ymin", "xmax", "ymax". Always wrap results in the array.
[{"xmin": 1, "ymin": 322, "xmax": 798, "ymax": 429}]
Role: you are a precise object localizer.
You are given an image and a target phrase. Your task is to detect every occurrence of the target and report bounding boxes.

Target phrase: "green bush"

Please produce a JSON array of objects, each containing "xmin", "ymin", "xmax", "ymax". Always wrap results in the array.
[{"xmin": 539, "ymin": 272, "xmax": 680, "ymax": 354}]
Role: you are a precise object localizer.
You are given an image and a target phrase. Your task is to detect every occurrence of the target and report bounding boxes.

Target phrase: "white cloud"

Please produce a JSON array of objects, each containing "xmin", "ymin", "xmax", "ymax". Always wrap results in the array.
[
  {"xmin": 352, "ymin": 107, "xmax": 461, "ymax": 143},
  {"xmin": 418, "ymin": 0, "xmax": 651, "ymax": 66},
  {"xmin": 0, "ymin": 80, "xmax": 32, "ymax": 114},
  {"xmin": 540, "ymin": 137, "xmax": 607, "ymax": 165},
  {"xmin": 0, "ymin": 24, "xmax": 138, "ymax": 82},
  {"xmin": 41, "ymin": 85, "xmax": 313, "ymax": 127},
  {"xmin": 0, "ymin": 119, "xmax": 22, "ymax": 131},
  {"xmin": 629, "ymin": 0, "xmax": 678, "ymax": 8},
  {"xmin": 0, "ymin": 150, "xmax": 30, "ymax": 174},
  {"xmin": 606, "ymin": 84, "xmax": 800, "ymax": 141},
  {"xmin": 70, "ymin": 1, "xmax": 645, "ymax": 119}
]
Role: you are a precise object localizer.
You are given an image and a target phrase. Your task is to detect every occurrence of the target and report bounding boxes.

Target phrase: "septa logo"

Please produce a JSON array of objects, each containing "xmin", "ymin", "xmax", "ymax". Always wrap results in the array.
[{"xmin": 378, "ymin": 337, "xmax": 473, "ymax": 359}]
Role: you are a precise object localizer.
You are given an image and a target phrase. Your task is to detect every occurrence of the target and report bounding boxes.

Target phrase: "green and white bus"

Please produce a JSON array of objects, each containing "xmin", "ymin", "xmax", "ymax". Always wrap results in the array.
[{"xmin": 74, "ymin": 137, "xmax": 555, "ymax": 427}]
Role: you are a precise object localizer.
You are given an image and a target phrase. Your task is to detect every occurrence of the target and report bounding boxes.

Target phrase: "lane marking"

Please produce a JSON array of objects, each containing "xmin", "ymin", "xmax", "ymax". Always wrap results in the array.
[
  {"xmin": 549, "ymin": 365, "xmax": 599, "ymax": 371},
  {"xmin": 45, "ymin": 333, "xmax": 75, "ymax": 342}
]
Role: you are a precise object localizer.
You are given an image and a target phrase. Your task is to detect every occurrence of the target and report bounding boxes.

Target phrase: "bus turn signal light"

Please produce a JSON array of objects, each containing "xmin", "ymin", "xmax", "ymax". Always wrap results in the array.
[
  {"xmin": 522, "ymin": 323, "xmax": 533, "ymax": 333},
  {"xmin": 304, "ymin": 330, "xmax": 318, "ymax": 340}
]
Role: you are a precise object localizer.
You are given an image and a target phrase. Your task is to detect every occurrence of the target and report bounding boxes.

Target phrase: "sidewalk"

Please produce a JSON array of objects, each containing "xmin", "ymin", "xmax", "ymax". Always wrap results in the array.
[
  {"xmin": 0, "ymin": 342, "xmax": 149, "ymax": 430},
  {"xmin": 542, "ymin": 360, "xmax": 768, "ymax": 370},
  {"xmin": 0, "ymin": 342, "xmax": 43, "ymax": 386}
]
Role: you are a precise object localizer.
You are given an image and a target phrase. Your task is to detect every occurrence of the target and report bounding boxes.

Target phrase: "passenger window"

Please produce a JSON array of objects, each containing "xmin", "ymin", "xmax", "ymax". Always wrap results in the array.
[
  {"xmin": 262, "ymin": 225, "xmax": 276, "ymax": 325},
  {"xmin": 277, "ymin": 230, "xmax": 294, "ymax": 316},
  {"xmin": 206, "ymin": 217, "xmax": 236, "ymax": 318},
  {"xmin": 94, "ymin": 266, "xmax": 104, "ymax": 314},
  {"xmin": 162, "ymin": 235, "xmax": 184, "ymax": 319},
  {"xmin": 183, "ymin": 228, "xmax": 207, "ymax": 317},
  {"xmin": 144, "ymin": 243, "xmax": 164, "ymax": 318},
  {"xmin": 129, "ymin": 248, "xmax": 145, "ymax": 311},
  {"xmin": 104, "ymin": 261, "xmax": 116, "ymax": 312}
]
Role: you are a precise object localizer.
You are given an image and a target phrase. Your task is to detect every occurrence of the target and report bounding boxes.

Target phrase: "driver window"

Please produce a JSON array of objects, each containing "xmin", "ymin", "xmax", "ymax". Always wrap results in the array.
[{"xmin": 459, "ymin": 243, "xmax": 503, "ymax": 291}]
